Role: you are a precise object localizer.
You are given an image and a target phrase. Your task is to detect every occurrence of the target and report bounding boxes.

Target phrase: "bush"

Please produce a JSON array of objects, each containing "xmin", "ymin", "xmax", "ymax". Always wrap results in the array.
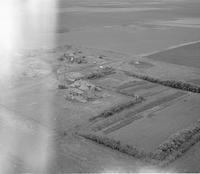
[
  {"xmin": 58, "ymin": 84, "xmax": 68, "ymax": 89},
  {"xmin": 85, "ymin": 66, "xmax": 115, "ymax": 80}
]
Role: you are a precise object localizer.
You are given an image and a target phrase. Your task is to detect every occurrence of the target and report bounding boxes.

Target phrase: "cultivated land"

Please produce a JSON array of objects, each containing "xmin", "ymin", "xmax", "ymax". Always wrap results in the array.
[
  {"xmin": 1, "ymin": 0, "xmax": 200, "ymax": 173},
  {"xmin": 147, "ymin": 41, "xmax": 200, "ymax": 68}
]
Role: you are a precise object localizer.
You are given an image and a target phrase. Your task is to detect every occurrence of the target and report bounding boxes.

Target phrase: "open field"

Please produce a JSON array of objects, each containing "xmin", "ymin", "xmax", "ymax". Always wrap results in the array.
[
  {"xmin": 56, "ymin": 0, "xmax": 200, "ymax": 55},
  {"xmin": 147, "ymin": 41, "xmax": 200, "ymax": 68}
]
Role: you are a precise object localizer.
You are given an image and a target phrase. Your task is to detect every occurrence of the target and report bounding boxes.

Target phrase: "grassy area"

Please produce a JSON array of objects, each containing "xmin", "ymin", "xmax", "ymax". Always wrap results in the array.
[
  {"xmin": 89, "ymin": 97, "xmax": 144, "ymax": 122},
  {"xmin": 124, "ymin": 71, "xmax": 200, "ymax": 93}
]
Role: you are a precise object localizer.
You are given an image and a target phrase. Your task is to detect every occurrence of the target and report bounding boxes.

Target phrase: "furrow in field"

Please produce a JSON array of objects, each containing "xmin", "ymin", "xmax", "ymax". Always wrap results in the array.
[{"xmin": 116, "ymin": 80, "xmax": 147, "ymax": 90}]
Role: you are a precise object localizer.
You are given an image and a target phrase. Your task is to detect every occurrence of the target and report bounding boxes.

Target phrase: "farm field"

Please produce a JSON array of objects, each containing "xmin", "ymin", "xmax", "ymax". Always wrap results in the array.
[
  {"xmin": 147, "ymin": 41, "xmax": 200, "ymax": 68},
  {"xmin": 88, "ymin": 75, "xmax": 200, "ymax": 153},
  {"xmin": 1, "ymin": 0, "xmax": 200, "ymax": 173},
  {"xmin": 1, "ymin": 39, "xmax": 200, "ymax": 173},
  {"xmin": 107, "ymin": 93, "xmax": 200, "ymax": 152}
]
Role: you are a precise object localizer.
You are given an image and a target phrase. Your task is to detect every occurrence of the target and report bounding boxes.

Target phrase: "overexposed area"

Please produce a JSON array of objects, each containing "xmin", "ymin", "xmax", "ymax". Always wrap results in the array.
[{"xmin": 0, "ymin": 0, "xmax": 57, "ymax": 173}]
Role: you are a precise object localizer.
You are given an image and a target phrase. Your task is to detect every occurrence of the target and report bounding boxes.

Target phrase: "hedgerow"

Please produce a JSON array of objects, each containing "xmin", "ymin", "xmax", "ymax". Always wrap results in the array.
[
  {"xmin": 153, "ymin": 120, "xmax": 200, "ymax": 161},
  {"xmin": 124, "ymin": 71, "xmax": 200, "ymax": 93},
  {"xmin": 79, "ymin": 133, "xmax": 150, "ymax": 160},
  {"xmin": 80, "ymin": 120, "xmax": 200, "ymax": 166}
]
